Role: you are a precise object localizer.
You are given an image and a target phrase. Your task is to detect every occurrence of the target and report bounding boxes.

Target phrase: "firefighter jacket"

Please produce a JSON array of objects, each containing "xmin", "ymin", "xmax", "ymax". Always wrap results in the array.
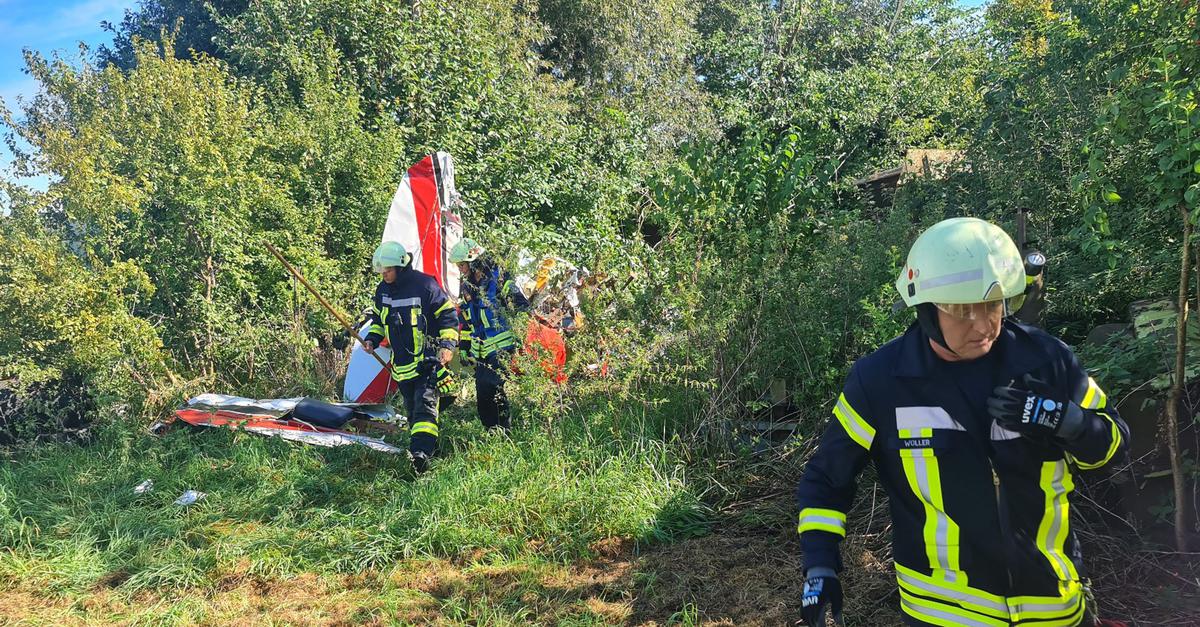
[
  {"xmin": 364, "ymin": 268, "xmax": 459, "ymax": 382},
  {"xmin": 459, "ymin": 266, "xmax": 529, "ymax": 359},
  {"xmin": 796, "ymin": 321, "xmax": 1128, "ymax": 627}
]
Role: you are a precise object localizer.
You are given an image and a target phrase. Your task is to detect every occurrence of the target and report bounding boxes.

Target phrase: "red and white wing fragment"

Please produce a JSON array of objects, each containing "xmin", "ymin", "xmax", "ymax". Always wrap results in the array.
[
  {"xmin": 342, "ymin": 323, "xmax": 398, "ymax": 404},
  {"xmin": 184, "ymin": 393, "xmax": 400, "ymax": 423},
  {"xmin": 344, "ymin": 151, "xmax": 464, "ymax": 403},
  {"xmin": 173, "ymin": 408, "xmax": 404, "ymax": 455},
  {"xmin": 435, "ymin": 151, "xmax": 464, "ymax": 299},
  {"xmin": 381, "ymin": 151, "xmax": 463, "ymax": 298}
]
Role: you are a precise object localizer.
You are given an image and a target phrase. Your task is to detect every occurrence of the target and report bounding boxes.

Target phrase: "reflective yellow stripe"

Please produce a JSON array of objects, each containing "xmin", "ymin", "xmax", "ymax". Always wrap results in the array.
[
  {"xmin": 899, "ymin": 428, "xmax": 961, "ymax": 583},
  {"xmin": 381, "ymin": 306, "xmax": 391, "ymax": 344},
  {"xmin": 1070, "ymin": 378, "xmax": 1122, "ymax": 469},
  {"xmin": 899, "ymin": 589, "xmax": 1008, "ymax": 627},
  {"xmin": 390, "ymin": 362, "xmax": 419, "ymax": 381},
  {"xmin": 797, "ymin": 507, "xmax": 847, "ymax": 537},
  {"xmin": 367, "ymin": 324, "xmax": 384, "ymax": 336},
  {"xmin": 1075, "ymin": 413, "xmax": 1121, "ymax": 470},
  {"xmin": 488, "ymin": 330, "xmax": 514, "ymax": 343},
  {"xmin": 410, "ymin": 421, "xmax": 439, "ymax": 438},
  {"xmin": 1080, "ymin": 377, "xmax": 1107, "ymax": 410},
  {"xmin": 439, "ymin": 328, "xmax": 458, "ymax": 340},
  {"xmin": 410, "ymin": 308, "xmax": 421, "ymax": 356},
  {"xmin": 1010, "ymin": 580, "xmax": 1084, "ymax": 624},
  {"xmin": 832, "ymin": 393, "xmax": 875, "ymax": 450},
  {"xmin": 459, "ymin": 329, "xmax": 472, "ymax": 340},
  {"xmin": 896, "ymin": 564, "xmax": 1085, "ymax": 625},
  {"xmin": 433, "ymin": 300, "xmax": 454, "ymax": 316},
  {"xmin": 1035, "ymin": 461, "xmax": 1078, "ymax": 581},
  {"xmin": 896, "ymin": 564, "xmax": 1008, "ymax": 620}
]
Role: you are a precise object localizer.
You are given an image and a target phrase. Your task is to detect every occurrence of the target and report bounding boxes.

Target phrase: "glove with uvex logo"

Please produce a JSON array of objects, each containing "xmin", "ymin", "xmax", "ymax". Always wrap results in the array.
[
  {"xmin": 800, "ymin": 568, "xmax": 843, "ymax": 626},
  {"xmin": 987, "ymin": 374, "xmax": 1086, "ymax": 441}
]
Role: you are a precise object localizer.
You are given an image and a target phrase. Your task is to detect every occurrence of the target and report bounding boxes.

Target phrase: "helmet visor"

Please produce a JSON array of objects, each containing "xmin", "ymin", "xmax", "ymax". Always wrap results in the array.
[{"xmin": 934, "ymin": 296, "xmax": 1025, "ymax": 320}]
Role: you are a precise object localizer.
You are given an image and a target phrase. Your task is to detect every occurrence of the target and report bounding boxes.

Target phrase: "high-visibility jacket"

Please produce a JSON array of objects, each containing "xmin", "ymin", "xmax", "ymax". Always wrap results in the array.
[
  {"xmin": 364, "ymin": 268, "xmax": 459, "ymax": 382},
  {"xmin": 796, "ymin": 321, "xmax": 1128, "ymax": 627},
  {"xmin": 460, "ymin": 267, "xmax": 529, "ymax": 359}
]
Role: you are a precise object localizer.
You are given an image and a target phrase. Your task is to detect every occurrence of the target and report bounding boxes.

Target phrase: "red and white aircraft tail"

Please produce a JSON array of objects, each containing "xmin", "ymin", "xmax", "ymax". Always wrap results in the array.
[{"xmin": 343, "ymin": 152, "xmax": 464, "ymax": 403}]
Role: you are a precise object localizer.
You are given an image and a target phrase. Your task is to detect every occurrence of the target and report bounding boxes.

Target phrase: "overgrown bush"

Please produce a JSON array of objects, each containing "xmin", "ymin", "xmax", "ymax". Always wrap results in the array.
[{"xmin": 0, "ymin": 209, "xmax": 163, "ymax": 427}]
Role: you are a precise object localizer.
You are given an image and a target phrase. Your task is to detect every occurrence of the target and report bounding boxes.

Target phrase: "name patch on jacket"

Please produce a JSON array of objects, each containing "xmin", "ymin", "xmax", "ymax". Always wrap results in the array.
[{"xmin": 887, "ymin": 406, "xmax": 966, "ymax": 450}]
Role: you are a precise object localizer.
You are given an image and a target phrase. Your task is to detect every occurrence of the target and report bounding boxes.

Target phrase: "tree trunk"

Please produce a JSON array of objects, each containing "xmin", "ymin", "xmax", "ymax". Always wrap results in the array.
[
  {"xmin": 206, "ymin": 253, "xmax": 215, "ymax": 378},
  {"xmin": 1165, "ymin": 204, "xmax": 1192, "ymax": 551}
]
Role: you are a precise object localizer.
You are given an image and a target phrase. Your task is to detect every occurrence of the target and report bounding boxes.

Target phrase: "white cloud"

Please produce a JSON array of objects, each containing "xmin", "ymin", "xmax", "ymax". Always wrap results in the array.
[{"xmin": 0, "ymin": 0, "xmax": 132, "ymax": 52}]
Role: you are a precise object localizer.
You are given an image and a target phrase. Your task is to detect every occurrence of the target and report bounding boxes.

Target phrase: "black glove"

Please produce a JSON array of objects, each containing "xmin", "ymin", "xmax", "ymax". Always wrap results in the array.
[
  {"xmin": 988, "ymin": 374, "xmax": 1085, "ymax": 441},
  {"xmin": 801, "ymin": 568, "xmax": 843, "ymax": 626},
  {"xmin": 417, "ymin": 356, "xmax": 441, "ymax": 377}
]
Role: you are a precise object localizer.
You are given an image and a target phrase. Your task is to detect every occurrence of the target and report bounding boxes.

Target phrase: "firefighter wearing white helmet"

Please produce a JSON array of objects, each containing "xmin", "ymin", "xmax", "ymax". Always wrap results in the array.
[
  {"xmin": 363, "ymin": 241, "xmax": 459, "ymax": 473},
  {"xmin": 897, "ymin": 217, "xmax": 1029, "ymax": 361},
  {"xmin": 449, "ymin": 237, "xmax": 529, "ymax": 431},
  {"xmin": 796, "ymin": 217, "xmax": 1129, "ymax": 627}
]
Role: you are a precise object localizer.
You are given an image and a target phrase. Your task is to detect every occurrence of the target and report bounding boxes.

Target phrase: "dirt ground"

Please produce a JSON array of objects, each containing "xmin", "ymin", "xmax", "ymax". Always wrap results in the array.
[
  {"xmin": 0, "ymin": 511, "xmax": 905, "ymax": 626},
  {"xmin": 2, "ymin": 493, "xmax": 1196, "ymax": 626}
]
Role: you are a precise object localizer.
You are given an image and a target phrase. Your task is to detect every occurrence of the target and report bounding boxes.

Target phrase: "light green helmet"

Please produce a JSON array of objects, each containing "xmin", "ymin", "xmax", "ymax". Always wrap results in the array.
[
  {"xmin": 896, "ymin": 217, "xmax": 1026, "ymax": 317},
  {"xmin": 449, "ymin": 238, "xmax": 485, "ymax": 264},
  {"xmin": 372, "ymin": 241, "xmax": 408, "ymax": 272}
]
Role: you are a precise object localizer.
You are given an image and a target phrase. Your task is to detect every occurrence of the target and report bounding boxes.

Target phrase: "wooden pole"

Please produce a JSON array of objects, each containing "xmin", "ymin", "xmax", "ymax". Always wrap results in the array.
[{"xmin": 264, "ymin": 242, "xmax": 392, "ymax": 372}]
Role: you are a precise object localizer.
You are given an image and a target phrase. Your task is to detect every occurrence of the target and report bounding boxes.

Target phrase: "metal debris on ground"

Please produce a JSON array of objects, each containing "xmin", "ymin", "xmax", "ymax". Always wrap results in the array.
[
  {"xmin": 133, "ymin": 479, "xmax": 154, "ymax": 494},
  {"xmin": 174, "ymin": 490, "xmax": 206, "ymax": 506}
]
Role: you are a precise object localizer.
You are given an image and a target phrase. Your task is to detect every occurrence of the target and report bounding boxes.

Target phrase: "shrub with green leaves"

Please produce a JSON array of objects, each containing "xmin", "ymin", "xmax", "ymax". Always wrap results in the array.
[{"xmin": 0, "ymin": 211, "xmax": 162, "ymax": 411}]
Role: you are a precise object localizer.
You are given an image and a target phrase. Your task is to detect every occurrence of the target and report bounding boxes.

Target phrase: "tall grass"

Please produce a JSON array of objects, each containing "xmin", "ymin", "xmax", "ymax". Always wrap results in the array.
[{"xmin": 0, "ymin": 377, "xmax": 710, "ymax": 598}]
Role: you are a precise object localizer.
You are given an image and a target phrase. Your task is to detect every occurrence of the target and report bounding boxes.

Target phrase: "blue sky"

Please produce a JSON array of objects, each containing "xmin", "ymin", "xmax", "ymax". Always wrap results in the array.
[
  {"xmin": 0, "ymin": 0, "xmax": 989, "ymax": 195},
  {"xmin": 0, "ymin": 0, "xmax": 135, "ymax": 193},
  {"xmin": 0, "ymin": 0, "xmax": 133, "ymax": 110}
]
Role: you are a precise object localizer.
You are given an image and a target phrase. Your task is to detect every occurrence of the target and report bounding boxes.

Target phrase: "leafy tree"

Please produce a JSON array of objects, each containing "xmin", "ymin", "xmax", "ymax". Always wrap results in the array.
[
  {"xmin": 1071, "ymin": 0, "xmax": 1199, "ymax": 550},
  {"xmin": 969, "ymin": 0, "xmax": 1192, "ymax": 332},
  {"xmin": 531, "ymin": 0, "xmax": 716, "ymax": 151},
  {"xmin": 8, "ymin": 39, "xmax": 320, "ymax": 375},
  {"xmin": 98, "ymin": 0, "xmax": 250, "ymax": 69},
  {"xmin": 0, "ymin": 202, "xmax": 163, "ymax": 408}
]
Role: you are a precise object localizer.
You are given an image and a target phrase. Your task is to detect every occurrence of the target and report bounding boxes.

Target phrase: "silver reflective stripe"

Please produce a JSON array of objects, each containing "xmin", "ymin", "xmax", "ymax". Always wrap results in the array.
[
  {"xmin": 901, "ymin": 599, "xmax": 998, "ymax": 627},
  {"xmin": 1010, "ymin": 594, "xmax": 1080, "ymax": 614},
  {"xmin": 990, "ymin": 420, "xmax": 1021, "ymax": 441},
  {"xmin": 835, "ymin": 395, "xmax": 875, "ymax": 447},
  {"xmin": 919, "ymin": 268, "xmax": 984, "ymax": 291},
  {"xmin": 798, "ymin": 512, "xmax": 845, "ymax": 531},
  {"xmin": 1043, "ymin": 461, "xmax": 1073, "ymax": 578},
  {"xmin": 896, "ymin": 406, "xmax": 965, "ymax": 431},
  {"xmin": 897, "ymin": 572, "xmax": 1008, "ymax": 614},
  {"xmin": 382, "ymin": 296, "xmax": 421, "ymax": 307},
  {"xmin": 910, "ymin": 453, "xmax": 956, "ymax": 582}
]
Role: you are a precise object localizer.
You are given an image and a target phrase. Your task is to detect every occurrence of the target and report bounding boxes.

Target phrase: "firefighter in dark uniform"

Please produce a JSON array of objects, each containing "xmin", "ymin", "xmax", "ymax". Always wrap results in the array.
[
  {"xmin": 449, "ymin": 238, "xmax": 530, "ymax": 431},
  {"xmin": 797, "ymin": 218, "xmax": 1129, "ymax": 627},
  {"xmin": 362, "ymin": 241, "xmax": 459, "ymax": 473}
]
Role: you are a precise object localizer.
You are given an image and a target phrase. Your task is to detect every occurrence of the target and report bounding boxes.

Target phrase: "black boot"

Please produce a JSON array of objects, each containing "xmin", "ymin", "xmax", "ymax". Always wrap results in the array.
[{"xmin": 411, "ymin": 451, "xmax": 431, "ymax": 474}]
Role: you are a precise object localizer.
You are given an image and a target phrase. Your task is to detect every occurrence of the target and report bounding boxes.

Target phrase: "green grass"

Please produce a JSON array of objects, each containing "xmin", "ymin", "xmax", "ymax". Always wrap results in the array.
[{"xmin": 0, "ymin": 392, "xmax": 710, "ymax": 601}]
